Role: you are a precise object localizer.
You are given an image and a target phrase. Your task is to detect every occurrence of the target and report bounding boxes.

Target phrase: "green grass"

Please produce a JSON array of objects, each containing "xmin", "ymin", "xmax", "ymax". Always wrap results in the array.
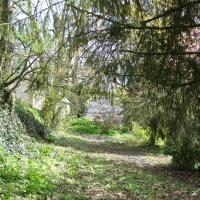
[
  {"xmin": 0, "ymin": 145, "xmax": 55, "ymax": 199},
  {"xmin": 51, "ymin": 132, "xmax": 199, "ymax": 200},
  {"xmin": 0, "ymin": 132, "xmax": 199, "ymax": 199}
]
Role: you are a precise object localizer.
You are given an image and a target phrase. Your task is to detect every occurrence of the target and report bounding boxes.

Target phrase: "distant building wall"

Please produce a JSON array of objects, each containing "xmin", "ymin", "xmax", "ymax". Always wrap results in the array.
[{"xmin": 85, "ymin": 99, "xmax": 123, "ymax": 125}]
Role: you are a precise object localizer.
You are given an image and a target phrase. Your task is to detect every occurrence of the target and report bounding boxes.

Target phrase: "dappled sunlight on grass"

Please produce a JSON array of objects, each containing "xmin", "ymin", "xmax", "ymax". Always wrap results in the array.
[
  {"xmin": 52, "ymin": 132, "xmax": 170, "ymax": 167},
  {"xmin": 1, "ymin": 131, "xmax": 199, "ymax": 199},
  {"xmin": 47, "ymin": 131, "xmax": 199, "ymax": 200}
]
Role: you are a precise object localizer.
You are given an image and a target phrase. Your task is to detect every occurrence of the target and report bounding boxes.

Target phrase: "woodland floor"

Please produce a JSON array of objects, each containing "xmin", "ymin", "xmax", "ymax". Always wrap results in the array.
[{"xmin": 44, "ymin": 131, "xmax": 200, "ymax": 200}]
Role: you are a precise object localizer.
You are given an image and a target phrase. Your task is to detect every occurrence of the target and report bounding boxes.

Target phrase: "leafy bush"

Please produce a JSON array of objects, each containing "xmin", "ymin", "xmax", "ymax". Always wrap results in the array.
[
  {"xmin": 161, "ymin": 114, "xmax": 200, "ymax": 171},
  {"xmin": 15, "ymin": 101, "xmax": 49, "ymax": 138},
  {"xmin": 69, "ymin": 117, "xmax": 119, "ymax": 135},
  {"xmin": 120, "ymin": 126, "xmax": 130, "ymax": 134},
  {"xmin": 69, "ymin": 117, "xmax": 101, "ymax": 134},
  {"xmin": 165, "ymin": 133, "xmax": 200, "ymax": 170},
  {"xmin": 94, "ymin": 118, "xmax": 114, "ymax": 135},
  {"xmin": 68, "ymin": 118, "xmax": 150, "ymax": 146},
  {"xmin": 114, "ymin": 123, "xmax": 150, "ymax": 145},
  {"xmin": 0, "ymin": 107, "xmax": 29, "ymax": 154},
  {"xmin": 132, "ymin": 123, "xmax": 149, "ymax": 143}
]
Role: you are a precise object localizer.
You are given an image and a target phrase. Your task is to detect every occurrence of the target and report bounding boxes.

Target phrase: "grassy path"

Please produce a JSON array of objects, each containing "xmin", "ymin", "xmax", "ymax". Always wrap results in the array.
[
  {"xmin": 1, "ymin": 131, "xmax": 199, "ymax": 199},
  {"xmin": 46, "ymin": 132, "xmax": 200, "ymax": 200}
]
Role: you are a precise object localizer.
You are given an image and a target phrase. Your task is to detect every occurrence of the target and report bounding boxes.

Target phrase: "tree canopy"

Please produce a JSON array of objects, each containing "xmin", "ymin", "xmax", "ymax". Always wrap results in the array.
[{"xmin": 0, "ymin": 0, "xmax": 200, "ymax": 169}]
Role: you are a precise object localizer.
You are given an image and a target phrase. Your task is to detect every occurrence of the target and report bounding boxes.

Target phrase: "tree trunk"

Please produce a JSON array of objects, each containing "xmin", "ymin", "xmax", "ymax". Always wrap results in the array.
[
  {"xmin": 0, "ymin": 0, "xmax": 11, "ymax": 70},
  {"xmin": 0, "ymin": 88, "xmax": 13, "ymax": 112},
  {"xmin": 0, "ymin": 0, "xmax": 12, "ymax": 107},
  {"xmin": 148, "ymin": 116, "xmax": 159, "ymax": 146},
  {"xmin": 149, "ymin": 130, "xmax": 156, "ymax": 146}
]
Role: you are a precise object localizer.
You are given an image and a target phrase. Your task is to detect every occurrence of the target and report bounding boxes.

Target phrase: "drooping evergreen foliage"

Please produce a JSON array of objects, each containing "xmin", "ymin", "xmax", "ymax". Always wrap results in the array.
[
  {"xmin": 61, "ymin": 0, "xmax": 200, "ymax": 170},
  {"xmin": 0, "ymin": 0, "xmax": 199, "ymax": 169}
]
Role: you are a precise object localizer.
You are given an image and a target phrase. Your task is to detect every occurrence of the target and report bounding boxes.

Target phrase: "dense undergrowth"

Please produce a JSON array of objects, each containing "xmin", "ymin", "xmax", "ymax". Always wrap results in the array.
[
  {"xmin": 15, "ymin": 101, "xmax": 48, "ymax": 138},
  {"xmin": 0, "ymin": 100, "xmax": 49, "ymax": 154},
  {"xmin": 0, "ymin": 145, "xmax": 55, "ymax": 199},
  {"xmin": 0, "ymin": 101, "xmax": 56, "ymax": 199},
  {"xmin": 0, "ymin": 107, "xmax": 29, "ymax": 154},
  {"xmin": 68, "ymin": 117, "xmax": 151, "ymax": 146}
]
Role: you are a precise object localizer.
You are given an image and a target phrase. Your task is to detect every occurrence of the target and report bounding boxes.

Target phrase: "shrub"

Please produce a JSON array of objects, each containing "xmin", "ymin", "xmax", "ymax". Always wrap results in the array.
[
  {"xmin": 0, "ymin": 107, "xmax": 29, "ymax": 154},
  {"xmin": 118, "ymin": 123, "xmax": 149, "ymax": 145},
  {"xmin": 15, "ymin": 101, "xmax": 49, "ymax": 138},
  {"xmin": 94, "ymin": 118, "xmax": 113, "ymax": 135},
  {"xmin": 165, "ymin": 133, "xmax": 200, "ymax": 170},
  {"xmin": 163, "ymin": 116, "xmax": 200, "ymax": 171},
  {"xmin": 120, "ymin": 126, "xmax": 130, "ymax": 134},
  {"xmin": 69, "ymin": 117, "xmax": 117, "ymax": 135},
  {"xmin": 69, "ymin": 117, "xmax": 100, "ymax": 134}
]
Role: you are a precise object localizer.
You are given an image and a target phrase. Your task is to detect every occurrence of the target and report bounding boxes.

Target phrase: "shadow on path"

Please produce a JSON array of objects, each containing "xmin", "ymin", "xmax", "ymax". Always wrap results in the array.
[
  {"xmin": 51, "ymin": 132, "xmax": 200, "ymax": 189},
  {"xmin": 53, "ymin": 134, "xmax": 162, "ymax": 156}
]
